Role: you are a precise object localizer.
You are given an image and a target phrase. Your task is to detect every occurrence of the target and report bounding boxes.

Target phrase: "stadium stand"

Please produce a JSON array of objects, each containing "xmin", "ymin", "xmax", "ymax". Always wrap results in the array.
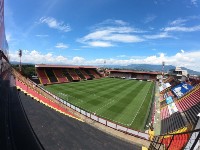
[
  {"xmin": 0, "ymin": 73, "xmax": 44, "ymax": 149},
  {"xmin": 35, "ymin": 65, "xmax": 101, "ymax": 84},
  {"xmin": 89, "ymin": 69, "xmax": 101, "ymax": 79},
  {"xmin": 62, "ymin": 69, "xmax": 73, "ymax": 81},
  {"xmin": 184, "ymin": 104, "xmax": 200, "ymax": 125},
  {"xmin": 160, "ymin": 106, "xmax": 170, "ymax": 120},
  {"xmin": 161, "ymin": 112, "xmax": 186, "ymax": 134},
  {"xmin": 53, "ymin": 69, "xmax": 69, "ymax": 83},
  {"xmin": 3, "ymin": 0, "xmax": 200, "ymax": 148},
  {"xmin": 108, "ymin": 70, "xmax": 160, "ymax": 80},
  {"xmin": 45, "ymin": 68, "xmax": 58, "ymax": 83},
  {"xmin": 14, "ymin": 71, "xmax": 77, "ymax": 120},
  {"xmin": 84, "ymin": 69, "xmax": 94, "ymax": 78},
  {"xmin": 149, "ymin": 127, "xmax": 200, "ymax": 150},
  {"xmin": 67, "ymin": 69, "xmax": 81, "ymax": 81},
  {"xmin": 80, "ymin": 69, "xmax": 91, "ymax": 80},
  {"xmin": 175, "ymin": 85, "xmax": 200, "ymax": 112},
  {"xmin": 74, "ymin": 69, "xmax": 85, "ymax": 80},
  {"xmin": 36, "ymin": 68, "xmax": 50, "ymax": 84}
]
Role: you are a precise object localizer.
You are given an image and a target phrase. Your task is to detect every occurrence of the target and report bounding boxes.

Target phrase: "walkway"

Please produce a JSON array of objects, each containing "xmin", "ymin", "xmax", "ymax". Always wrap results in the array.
[{"xmin": 153, "ymin": 82, "xmax": 161, "ymax": 135}]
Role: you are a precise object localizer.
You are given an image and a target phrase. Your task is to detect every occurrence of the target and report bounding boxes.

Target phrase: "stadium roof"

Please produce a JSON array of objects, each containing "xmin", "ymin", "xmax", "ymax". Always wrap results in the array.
[
  {"xmin": 108, "ymin": 69, "xmax": 161, "ymax": 75},
  {"xmin": 35, "ymin": 64, "xmax": 97, "ymax": 69}
]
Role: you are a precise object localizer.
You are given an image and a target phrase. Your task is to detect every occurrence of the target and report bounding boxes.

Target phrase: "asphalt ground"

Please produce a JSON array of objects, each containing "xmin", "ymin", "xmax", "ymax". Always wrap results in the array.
[
  {"xmin": 0, "ymin": 75, "xmax": 43, "ymax": 150},
  {"xmin": 19, "ymin": 90, "xmax": 141, "ymax": 150}
]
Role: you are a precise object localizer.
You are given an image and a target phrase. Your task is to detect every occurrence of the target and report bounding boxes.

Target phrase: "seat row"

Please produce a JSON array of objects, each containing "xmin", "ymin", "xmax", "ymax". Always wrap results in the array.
[
  {"xmin": 161, "ymin": 112, "xmax": 186, "ymax": 134},
  {"xmin": 36, "ymin": 68, "xmax": 101, "ymax": 85}
]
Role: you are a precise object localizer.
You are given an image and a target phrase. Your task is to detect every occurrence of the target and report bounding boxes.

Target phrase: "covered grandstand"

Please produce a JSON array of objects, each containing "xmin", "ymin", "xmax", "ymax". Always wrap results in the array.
[
  {"xmin": 35, "ymin": 64, "xmax": 101, "ymax": 85},
  {"xmin": 1, "ymin": 0, "xmax": 200, "ymax": 149},
  {"xmin": 107, "ymin": 69, "xmax": 160, "ymax": 81}
]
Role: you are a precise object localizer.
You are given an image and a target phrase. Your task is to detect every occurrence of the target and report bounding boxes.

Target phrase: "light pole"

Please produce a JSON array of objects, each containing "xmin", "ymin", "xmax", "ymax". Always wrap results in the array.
[{"xmin": 18, "ymin": 49, "xmax": 22, "ymax": 72}]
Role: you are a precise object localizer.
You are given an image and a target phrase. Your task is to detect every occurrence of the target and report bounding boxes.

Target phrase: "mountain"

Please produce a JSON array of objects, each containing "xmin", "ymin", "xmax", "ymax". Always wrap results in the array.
[
  {"xmin": 10, "ymin": 61, "xmax": 35, "ymax": 65},
  {"xmin": 104, "ymin": 64, "xmax": 200, "ymax": 75}
]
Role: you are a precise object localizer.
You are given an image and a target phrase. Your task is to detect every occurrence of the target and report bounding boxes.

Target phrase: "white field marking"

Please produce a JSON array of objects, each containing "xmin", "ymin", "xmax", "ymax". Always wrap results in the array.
[
  {"xmin": 98, "ymin": 114, "xmax": 128, "ymax": 126},
  {"xmin": 108, "ymin": 82, "xmax": 151, "ymax": 125},
  {"xmin": 94, "ymin": 98, "xmax": 117, "ymax": 113},
  {"xmin": 127, "ymin": 83, "xmax": 152, "ymax": 126}
]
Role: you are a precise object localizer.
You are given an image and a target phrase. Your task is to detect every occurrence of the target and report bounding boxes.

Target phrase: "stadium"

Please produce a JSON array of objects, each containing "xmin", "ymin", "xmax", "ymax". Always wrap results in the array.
[{"xmin": 1, "ymin": 0, "xmax": 200, "ymax": 150}]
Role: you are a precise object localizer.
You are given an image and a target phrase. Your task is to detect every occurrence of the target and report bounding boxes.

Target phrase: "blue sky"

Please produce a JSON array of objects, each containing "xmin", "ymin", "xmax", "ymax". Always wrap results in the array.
[{"xmin": 5, "ymin": 0, "xmax": 200, "ymax": 71}]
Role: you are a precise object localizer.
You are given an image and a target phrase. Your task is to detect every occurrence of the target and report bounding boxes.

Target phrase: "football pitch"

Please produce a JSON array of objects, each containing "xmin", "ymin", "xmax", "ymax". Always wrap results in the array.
[{"xmin": 45, "ymin": 78, "xmax": 155, "ymax": 131}]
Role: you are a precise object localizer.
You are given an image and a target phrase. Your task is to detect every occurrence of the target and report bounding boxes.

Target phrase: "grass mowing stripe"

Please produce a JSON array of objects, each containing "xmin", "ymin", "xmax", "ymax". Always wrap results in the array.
[
  {"xmin": 44, "ymin": 78, "xmax": 154, "ymax": 131},
  {"xmin": 64, "ymin": 78, "xmax": 119, "ymax": 89},
  {"xmin": 129, "ymin": 82, "xmax": 154, "ymax": 130},
  {"xmin": 99, "ymin": 82, "xmax": 147, "ymax": 120},
  {"xmin": 113, "ymin": 82, "xmax": 151, "ymax": 124},
  {"xmin": 78, "ymin": 80, "xmax": 139, "ymax": 111},
  {"xmin": 55, "ymin": 78, "xmax": 125, "ymax": 94},
  {"xmin": 46, "ymin": 78, "xmax": 133, "ymax": 108},
  {"xmin": 55, "ymin": 79, "xmax": 130, "ymax": 104},
  {"xmin": 63, "ymin": 78, "xmax": 128, "ymax": 95}
]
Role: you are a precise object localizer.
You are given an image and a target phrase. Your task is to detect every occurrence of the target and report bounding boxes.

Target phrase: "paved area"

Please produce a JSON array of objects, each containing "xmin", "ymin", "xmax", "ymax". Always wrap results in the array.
[
  {"xmin": 0, "ymin": 75, "xmax": 43, "ymax": 150},
  {"xmin": 153, "ymin": 82, "xmax": 161, "ymax": 135},
  {"xmin": 20, "ymin": 91, "xmax": 142, "ymax": 150}
]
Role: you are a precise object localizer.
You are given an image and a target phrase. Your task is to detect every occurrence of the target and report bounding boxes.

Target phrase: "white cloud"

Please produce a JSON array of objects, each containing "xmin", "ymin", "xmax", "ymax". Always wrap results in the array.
[
  {"xmin": 163, "ymin": 25, "xmax": 200, "ymax": 32},
  {"xmin": 86, "ymin": 50, "xmax": 200, "ymax": 72},
  {"xmin": 117, "ymin": 55, "xmax": 127, "ymax": 58},
  {"xmin": 55, "ymin": 43, "xmax": 68, "ymax": 49},
  {"xmin": 94, "ymin": 19, "xmax": 129, "ymax": 27},
  {"xmin": 144, "ymin": 14, "xmax": 157, "ymax": 23},
  {"xmin": 9, "ymin": 50, "xmax": 200, "ymax": 72},
  {"xmin": 169, "ymin": 18, "xmax": 187, "ymax": 26},
  {"xmin": 87, "ymin": 41, "xmax": 114, "ymax": 47},
  {"xmin": 35, "ymin": 34, "xmax": 49, "ymax": 37},
  {"xmin": 9, "ymin": 50, "xmax": 68, "ymax": 64},
  {"xmin": 39, "ymin": 17, "xmax": 71, "ymax": 32},
  {"xmin": 114, "ymin": 20, "xmax": 129, "ymax": 26},
  {"xmin": 191, "ymin": 0, "xmax": 198, "ymax": 7},
  {"xmin": 6, "ymin": 33, "xmax": 12, "ymax": 42},
  {"xmin": 144, "ymin": 32, "xmax": 172, "ymax": 39},
  {"xmin": 78, "ymin": 24, "xmax": 144, "ymax": 47},
  {"xmin": 72, "ymin": 56, "xmax": 85, "ymax": 64}
]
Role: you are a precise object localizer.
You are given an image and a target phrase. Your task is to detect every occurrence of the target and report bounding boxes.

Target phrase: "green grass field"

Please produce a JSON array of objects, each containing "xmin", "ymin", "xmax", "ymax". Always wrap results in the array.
[{"xmin": 44, "ymin": 78, "xmax": 155, "ymax": 131}]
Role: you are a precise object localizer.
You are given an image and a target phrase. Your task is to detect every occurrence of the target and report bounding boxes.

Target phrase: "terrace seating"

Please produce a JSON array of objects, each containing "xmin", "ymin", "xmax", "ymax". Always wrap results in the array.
[
  {"xmin": 89, "ymin": 69, "xmax": 100, "ymax": 79},
  {"xmin": 36, "ymin": 69, "xmax": 50, "ymax": 84},
  {"xmin": 169, "ymin": 79, "xmax": 180, "ymax": 88},
  {"xmin": 161, "ymin": 133, "xmax": 189, "ymax": 150},
  {"xmin": 136, "ymin": 74, "xmax": 144, "ymax": 80},
  {"xmin": 161, "ymin": 112, "xmax": 186, "ymax": 134},
  {"xmin": 62, "ymin": 69, "xmax": 73, "ymax": 82},
  {"xmin": 80, "ymin": 69, "xmax": 91, "ymax": 80},
  {"xmin": 74, "ymin": 69, "xmax": 85, "ymax": 80},
  {"xmin": 53, "ymin": 69, "xmax": 69, "ymax": 83},
  {"xmin": 109, "ymin": 72, "xmax": 131, "ymax": 79},
  {"xmin": 163, "ymin": 76, "xmax": 174, "ymax": 83},
  {"xmin": 150, "ymin": 127, "xmax": 190, "ymax": 150},
  {"xmin": 183, "ymin": 103, "xmax": 200, "ymax": 125},
  {"xmin": 84, "ymin": 69, "xmax": 94, "ymax": 78},
  {"xmin": 189, "ymin": 78, "xmax": 200, "ymax": 86},
  {"xmin": 67, "ymin": 69, "xmax": 80, "ymax": 81},
  {"xmin": 175, "ymin": 85, "xmax": 200, "ymax": 112},
  {"xmin": 143, "ymin": 75, "xmax": 150, "ymax": 80},
  {"xmin": 16, "ymin": 79, "xmax": 75, "ymax": 117},
  {"xmin": 160, "ymin": 106, "xmax": 170, "ymax": 120},
  {"xmin": 45, "ymin": 68, "xmax": 58, "ymax": 83}
]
